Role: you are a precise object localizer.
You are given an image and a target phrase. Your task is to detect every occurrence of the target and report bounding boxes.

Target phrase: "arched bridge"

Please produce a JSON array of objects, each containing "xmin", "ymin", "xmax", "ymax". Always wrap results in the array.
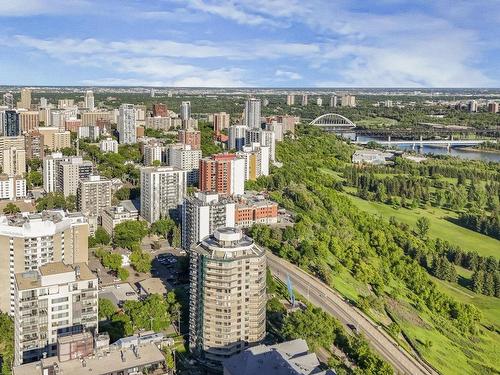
[{"xmin": 309, "ymin": 113, "xmax": 356, "ymax": 130}]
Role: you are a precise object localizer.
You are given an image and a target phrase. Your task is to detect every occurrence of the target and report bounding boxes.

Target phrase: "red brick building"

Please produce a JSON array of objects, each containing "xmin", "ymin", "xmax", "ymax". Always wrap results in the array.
[
  {"xmin": 199, "ymin": 154, "xmax": 235, "ymax": 195},
  {"xmin": 153, "ymin": 103, "xmax": 168, "ymax": 117},
  {"xmin": 178, "ymin": 129, "xmax": 201, "ymax": 150}
]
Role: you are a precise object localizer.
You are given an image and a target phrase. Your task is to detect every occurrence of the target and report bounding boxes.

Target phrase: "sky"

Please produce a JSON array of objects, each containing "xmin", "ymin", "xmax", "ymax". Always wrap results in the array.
[{"xmin": 0, "ymin": 0, "xmax": 499, "ymax": 88}]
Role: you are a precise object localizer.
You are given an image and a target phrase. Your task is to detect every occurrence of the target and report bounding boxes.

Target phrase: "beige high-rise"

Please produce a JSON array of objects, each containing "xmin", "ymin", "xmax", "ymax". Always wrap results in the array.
[
  {"xmin": 189, "ymin": 227, "xmax": 266, "ymax": 369},
  {"xmin": 1, "ymin": 147, "xmax": 26, "ymax": 177},
  {"xmin": 20, "ymin": 88, "xmax": 32, "ymax": 109},
  {"xmin": 77, "ymin": 175, "xmax": 112, "ymax": 217},
  {"xmin": 19, "ymin": 111, "xmax": 39, "ymax": 133},
  {"xmin": 0, "ymin": 211, "xmax": 89, "ymax": 314}
]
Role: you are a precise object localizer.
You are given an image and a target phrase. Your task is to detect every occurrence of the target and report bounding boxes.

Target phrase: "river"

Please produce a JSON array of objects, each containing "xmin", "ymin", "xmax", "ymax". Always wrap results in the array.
[{"xmin": 349, "ymin": 134, "xmax": 500, "ymax": 163}]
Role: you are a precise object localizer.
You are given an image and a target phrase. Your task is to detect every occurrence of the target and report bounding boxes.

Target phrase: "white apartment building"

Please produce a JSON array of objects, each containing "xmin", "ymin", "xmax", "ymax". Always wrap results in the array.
[
  {"xmin": 14, "ymin": 262, "xmax": 98, "ymax": 366},
  {"xmin": 168, "ymin": 144, "xmax": 202, "ymax": 186},
  {"xmin": 56, "ymin": 157, "xmax": 94, "ymax": 197},
  {"xmin": 77, "ymin": 175, "xmax": 112, "ymax": 228},
  {"xmin": 143, "ymin": 143, "xmax": 167, "ymax": 166},
  {"xmin": 244, "ymin": 98, "xmax": 261, "ymax": 129},
  {"xmin": 117, "ymin": 104, "xmax": 136, "ymax": 144},
  {"xmin": 0, "ymin": 174, "xmax": 26, "ymax": 200},
  {"xmin": 84, "ymin": 90, "xmax": 95, "ymax": 111},
  {"xmin": 181, "ymin": 192, "xmax": 235, "ymax": 251},
  {"xmin": 101, "ymin": 200, "xmax": 139, "ymax": 236},
  {"xmin": 228, "ymin": 125, "xmax": 247, "ymax": 151},
  {"xmin": 140, "ymin": 166, "xmax": 186, "ymax": 223},
  {"xmin": 246, "ymin": 129, "xmax": 275, "ymax": 161},
  {"xmin": 43, "ymin": 152, "xmax": 68, "ymax": 193},
  {"xmin": 99, "ymin": 138, "xmax": 118, "ymax": 153},
  {"xmin": 0, "ymin": 211, "xmax": 89, "ymax": 314},
  {"xmin": 77, "ymin": 125, "xmax": 100, "ymax": 141},
  {"xmin": 189, "ymin": 227, "xmax": 266, "ymax": 369}
]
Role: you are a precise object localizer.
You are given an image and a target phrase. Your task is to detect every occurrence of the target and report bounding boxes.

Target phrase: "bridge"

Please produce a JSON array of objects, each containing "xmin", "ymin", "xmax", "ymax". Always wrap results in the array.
[
  {"xmin": 355, "ymin": 137, "xmax": 495, "ymax": 148},
  {"xmin": 309, "ymin": 113, "xmax": 356, "ymax": 130}
]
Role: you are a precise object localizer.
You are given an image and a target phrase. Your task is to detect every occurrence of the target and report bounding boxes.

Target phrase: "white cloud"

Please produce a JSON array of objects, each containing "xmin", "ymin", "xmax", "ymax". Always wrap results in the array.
[
  {"xmin": 275, "ymin": 70, "xmax": 302, "ymax": 80},
  {"xmin": 185, "ymin": 0, "xmax": 267, "ymax": 26},
  {"xmin": 0, "ymin": 0, "xmax": 91, "ymax": 16}
]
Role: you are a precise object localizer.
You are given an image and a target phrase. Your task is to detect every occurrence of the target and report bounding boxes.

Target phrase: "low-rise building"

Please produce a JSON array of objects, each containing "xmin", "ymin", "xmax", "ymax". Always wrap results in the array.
[
  {"xmin": 101, "ymin": 200, "xmax": 139, "ymax": 235},
  {"xmin": 352, "ymin": 149, "xmax": 394, "ymax": 165},
  {"xmin": 14, "ymin": 262, "xmax": 98, "ymax": 366},
  {"xmin": 235, "ymin": 194, "xmax": 278, "ymax": 228},
  {"xmin": 99, "ymin": 137, "xmax": 118, "ymax": 153}
]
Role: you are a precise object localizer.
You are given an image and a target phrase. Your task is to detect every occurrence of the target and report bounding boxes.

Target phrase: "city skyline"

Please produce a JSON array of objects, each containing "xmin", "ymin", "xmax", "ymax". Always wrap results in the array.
[{"xmin": 0, "ymin": 0, "xmax": 499, "ymax": 88}]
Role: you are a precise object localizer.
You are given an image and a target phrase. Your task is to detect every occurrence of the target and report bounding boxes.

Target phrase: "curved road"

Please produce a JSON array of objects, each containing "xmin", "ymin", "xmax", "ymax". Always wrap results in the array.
[{"xmin": 267, "ymin": 252, "xmax": 438, "ymax": 375}]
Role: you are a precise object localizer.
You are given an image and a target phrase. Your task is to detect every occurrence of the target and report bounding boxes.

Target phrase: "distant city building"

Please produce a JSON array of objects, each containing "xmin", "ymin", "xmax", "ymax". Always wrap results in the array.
[
  {"xmin": 81, "ymin": 111, "xmax": 113, "ymax": 127},
  {"xmin": 143, "ymin": 142, "xmax": 167, "ymax": 166},
  {"xmin": 213, "ymin": 112, "xmax": 230, "ymax": 134},
  {"xmin": 140, "ymin": 166, "xmax": 186, "ymax": 223},
  {"xmin": 77, "ymin": 125, "xmax": 100, "ymax": 141},
  {"xmin": 286, "ymin": 94, "xmax": 295, "ymax": 106},
  {"xmin": 223, "ymin": 339, "xmax": 335, "ymax": 375},
  {"xmin": 99, "ymin": 137, "xmax": 118, "ymax": 153},
  {"xmin": 64, "ymin": 118, "xmax": 82, "ymax": 133},
  {"xmin": 189, "ymin": 227, "xmax": 266, "ymax": 369},
  {"xmin": 20, "ymin": 88, "xmax": 31, "ymax": 109},
  {"xmin": 468, "ymin": 100, "xmax": 478, "ymax": 113},
  {"xmin": 330, "ymin": 95, "xmax": 337, "ymax": 108},
  {"xmin": 57, "ymin": 99, "xmax": 74, "ymax": 109},
  {"xmin": 181, "ymin": 192, "xmax": 235, "ymax": 250},
  {"xmin": 117, "ymin": 104, "xmax": 136, "ymax": 144},
  {"xmin": 384, "ymin": 100, "xmax": 393, "ymax": 108},
  {"xmin": 180, "ymin": 101, "xmax": 191, "ymax": 128},
  {"xmin": 488, "ymin": 101, "xmax": 499, "ymax": 113},
  {"xmin": 316, "ymin": 97, "xmax": 323, "ymax": 106},
  {"xmin": 341, "ymin": 94, "xmax": 356, "ymax": 107},
  {"xmin": 84, "ymin": 90, "xmax": 95, "ymax": 111},
  {"xmin": 178, "ymin": 129, "xmax": 201, "ymax": 150},
  {"xmin": 352, "ymin": 149, "xmax": 393, "ymax": 165},
  {"xmin": 0, "ymin": 174, "xmax": 26, "ymax": 200},
  {"xmin": 25, "ymin": 131, "xmax": 44, "ymax": 160},
  {"xmin": 0, "ymin": 210, "xmax": 89, "ymax": 313},
  {"xmin": 14, "ymin": 262, "xmax": 98, "ymax": 366},
  {"xmin": 145, "ymin": 116, "xmax": 173, "ymax": 131},
  {"xmin": 3, "ymin": 92, "xmax": 14, "ymax": 109},
  {"xmin": 37, "ymin": 127, "xmax": 71, "ymax": 151},
  {"xmin": 237, "ymin": 143, "xmax": 270, "ymax": 180},
  {"xmin": 246, "ymin": 129, "xmax": 275, "ymax": 161},
  {"xmin": 101, "ymin": 200, "xmax": 139, "ymax": 236},
  {"xmin": 301, "ymin": 94, "xmax": 308, "ymax": 106},
  {"xmin": 152, "ymin": 103, "xmax": 167, "ymax": 117},
  {"xmin": 168, "ymin": 144, "xmax": 202, "ymax": 185},
  {"xmin": 244, "ymin": 98, "xmax": 261, "ymax": 129},
  {"xmin": 199, "ymin": 153, "xmax": 245, "ymax": 196},
  {"xmin": 39, "ymin": 97, "xmax": 48, "ymax": 108},
  {"xmin": 228, "ymin": 124, "xmax": 248, "ymax": 151}
]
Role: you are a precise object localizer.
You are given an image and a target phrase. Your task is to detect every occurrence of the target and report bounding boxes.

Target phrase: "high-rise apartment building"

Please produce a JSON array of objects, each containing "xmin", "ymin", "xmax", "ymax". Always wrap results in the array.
[
  {"xmin": 317, "ymin": 97, "xmax": 323, "ymax": 106},
  {"xmin": 4, "ymin": 110, "xmax": 20, "ymax": 136},
  {"xmin": 168, "ymin": 144, "xmax": 202, "ymax": 186},
  {"xmin": 244, "ymin": 98, "xmax": 261, "ymax": 129},
  {"xmin": 152, "ymin": 103, "xmax": 167, "ymax": 117},
  {"xmin": 101, "ymin": 200, "xmax": 139, "ymax": 236},
  {"xmin": 84, "ymin": 90, "xmax": 95, "ymax": 111},
  {"xmin": 0, "ymin": 210, "xmax": 89, "ymax": 314},
  {"xmin": 20, "ymin": 88, "xmax": 32, "ymax": 109},
  {"xmin": 199, "ymin": 154, "xmax": 245, "ymax": 196},
  {"xmin": 330, "ymin": 95, "xmax": 337, "ymax": 108},
  {"xmin": 39, "ymin": 97, "xmax": 48, "ymax": 108},
  {"xmin": 301, "ymin": 94, "xmax": 308, "ymax": 106},
  {"xmin": 77, "ymin": 125, "xmax": 100, "ymax": 141},
  {"xmin": 181, "ymin": 192, "xmax": 235, "ymax": 251},
  {"xmin": 117, "ymin": 104, "xmax": 136, "ymax": 144},
  {"xmin": 189, "ymin": 227, "xmax": 266, "ymax": 369},
  {"xmin": 56, "ymin": 157, "xmax": 94, "ymax": 197},
  {"xmin": 488, "ymin": 101, "xmax": 499, "ymax": 113},
  {"xmin": 213, "ymin": 112, "xmax": 230, "ymax": 134},
  {"xmin": 25, "ymin": 131, "xmax": 44, "ymax": 160},
  {"xmin": 237, "ymin": 144, "xmax": 270, "ymax": 180},
  {"xmin": 3, "ymin": 92, "xmax": 14, "ymax": 109},
  {"xmin": 246, "ymin": 129, "xmax": 275, "ymax": 161},
  {"xmin": 178, "ymin": 129, "xmax": 201, "ymax": 150},
  {"xmin": 468, "ymin": 100, "xmax": 478, "ymax": 112},
  {"xmin": 180, "ymin": 101, "xmax": 191, "ymax": 127},
  {"xmin": 14, "ymin": 262, "xmax": 98, "ymax": 366},
  {"xmin": 140, "ymin": 166, "xmax": 186, "ymax": 223},
  {"xmin": 228, "ymin": 125, "xmax": 247, "ymax": 151},
  {"xmin": 145, "ymin": 116, "xmax": 172, "ymax": 131},
  {"xmin": 81, "ymin": 111, "xmax": 113, "ymax": 127},
  {"xmin": 77, "ymin": 175, "xmax": 112, "ymax": 218},
  {"xmin": 19, "ymin": 111, "xmax": 39, "ymax": 133},
  {"xmin": 341, "ymin": 94, "xmax": 356, "ymax": 107},
  {"xmin": 99, "ymin": 137, "xmax": 118, "ymax": 153},
  {"xmin": 43, "ymin": 152, "xmax": 68, "ymax": 193},
  {"xmin": 1, "ymin": 147, "xmax": 25, "ymax": 177},
  {"xmin": 286, "ymin": 94, "xmax": 295, "ymax": 106},
  {"xmin": 57, "ymin": 99, "xmax": 74, "ymax": 109},
  {"xmin": 0, "ymin": 136, "xmax": 25, "ymax": 164},
  {"xmin": 38, "ymin": 127, "xmax": 71, "ymax": 151}
]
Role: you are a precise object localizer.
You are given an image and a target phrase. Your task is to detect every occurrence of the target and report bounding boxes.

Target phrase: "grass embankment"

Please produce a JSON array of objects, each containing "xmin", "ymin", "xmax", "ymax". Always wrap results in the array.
[
  {"xmin": 357, "ymin": 117, "xmax": 399, "ymax": 128},
  {"xmin": 346, "ymin": 194, "xmax": 499, "ymax": 259}
]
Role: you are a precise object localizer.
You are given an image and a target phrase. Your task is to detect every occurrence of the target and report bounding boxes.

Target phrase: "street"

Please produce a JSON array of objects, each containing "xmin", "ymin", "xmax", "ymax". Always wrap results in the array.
[{"xmin": 267, "ymin": 251, "xmax": 437, "ymax": 375}]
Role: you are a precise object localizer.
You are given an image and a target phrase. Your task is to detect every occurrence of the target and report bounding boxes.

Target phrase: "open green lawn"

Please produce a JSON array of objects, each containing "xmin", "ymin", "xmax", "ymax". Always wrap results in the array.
[
  {"xmin": 356, "ymin": 117, "xmax": 398, "ymax": 128},
  {"xmin": 346, "ymin": 194, "xmax": 500, "ymax": 259}
]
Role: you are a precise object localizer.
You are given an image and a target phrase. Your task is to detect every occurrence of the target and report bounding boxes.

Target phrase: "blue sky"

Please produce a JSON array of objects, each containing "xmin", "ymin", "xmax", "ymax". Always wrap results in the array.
[{"xmin": 0, "ymin": 0, "xmax": 499, "ymax": 87}]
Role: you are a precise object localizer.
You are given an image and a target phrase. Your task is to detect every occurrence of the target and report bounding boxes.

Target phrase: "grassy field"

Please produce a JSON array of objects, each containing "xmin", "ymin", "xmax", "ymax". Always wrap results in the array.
[
  {"xmin": 346, "ymin": 194, "xmax": 500, "ymax": 259},
  {"xmin": 357, "ymin": 117, "xmax": 398, "ymax": 128}
]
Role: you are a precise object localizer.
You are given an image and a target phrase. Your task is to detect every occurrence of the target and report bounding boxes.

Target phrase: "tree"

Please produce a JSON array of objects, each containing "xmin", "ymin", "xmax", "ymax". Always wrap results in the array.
[
  {"xmin": 3, "ymin": 203, "xmax": 20, "ymax": 215},
  {"xmin": 416, "ymin": 216, "xmax": 430, "ymax": 238},
  {"xmin": 117, "ymin": 267, "xmax": 129, "ymax": 281},
  {"xmin": 27, "ymin": 171, "xmax": 43, "ymax": 187},
  {"xmin": 172, "ymin": 225, "xmax": 181, "ymax": 248},
  {"xmin": 66, "ymin": 195, "xmax": 77, "ymax": 212},
  {"xmin": 113, "ymin": 220, "xmax": 148, "ymax": 249},
  {"xmin": 152, "ymin": 160, "xmax": 161, "ymax": 167},
  {"xmin": 129, "ymin": 249, "xmax": 152, "ymax": 273},
  {"xmin": 0, "ymin": 313, "xmax": 14, "ymax": 375},
  {"xmin": 150, "ymin": 218, "xmax": 175, "ymax": 238},
  {"xmin": 114, "ymin": 187, "xmax": 131, "ymax": 201},
  {"xmin": 89, "ymin": 227, "xmax": 111, "ymax": 248},
  {"xmin": 98, "ymin": 298, "xmax": 116, "ymax": 320}
]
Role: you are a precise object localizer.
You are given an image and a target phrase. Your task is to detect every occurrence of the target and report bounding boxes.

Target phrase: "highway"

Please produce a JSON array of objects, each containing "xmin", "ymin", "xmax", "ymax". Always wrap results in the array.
[{"xmin": 267, "ymin": 251, "xmax": 438, "ymax": 375}]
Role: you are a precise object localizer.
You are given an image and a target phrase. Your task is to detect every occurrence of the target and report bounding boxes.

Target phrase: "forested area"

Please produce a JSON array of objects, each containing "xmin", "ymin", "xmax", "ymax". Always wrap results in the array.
[{"xmin": 248, "ymin": 125, "xmax": 499, "ymax": 374}]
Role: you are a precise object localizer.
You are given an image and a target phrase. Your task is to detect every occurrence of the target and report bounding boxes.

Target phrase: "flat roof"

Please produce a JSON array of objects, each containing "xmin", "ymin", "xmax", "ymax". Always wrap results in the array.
[
  {"xmin": 13, "ymin": 343, "xmax": 165, "ymax": 375},
  {"xmin": 137, "ymin": 278, "xmax": 168, "ymax": 296},
  {"xmin": 16, "ymin": 263, "xmax": 95, "ymax": 291}
]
